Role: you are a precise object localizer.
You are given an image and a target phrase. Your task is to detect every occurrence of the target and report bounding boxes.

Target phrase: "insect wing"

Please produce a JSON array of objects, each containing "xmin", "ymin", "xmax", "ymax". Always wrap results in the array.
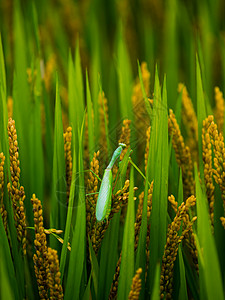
[{"xmin": 96, "ymin": 169, "xmax": 113, "ymax": 222}]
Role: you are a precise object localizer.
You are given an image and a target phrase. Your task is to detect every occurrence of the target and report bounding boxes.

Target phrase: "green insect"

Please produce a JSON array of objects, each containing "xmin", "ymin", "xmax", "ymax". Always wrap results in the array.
[{"xmin": 96, "ymin": 143, "xmax": 126, "ymax": 222}]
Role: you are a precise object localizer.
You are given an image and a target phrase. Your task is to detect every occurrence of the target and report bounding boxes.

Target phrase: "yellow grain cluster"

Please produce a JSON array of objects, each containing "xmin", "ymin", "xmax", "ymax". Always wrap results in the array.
[
  {"xmin": 202, "ymin": 116, "xmax": 216, "ymax": 227},
  {"xmin": 98, "ymin": 91, "xmax": 109, "ymax": 159},
  {"xmin": 132, "ymin": 62, "xmax": 151, "ymax": 152},
  {"xmin": 183, "ymin": 215, "xmax": 199, "ymax": 275},
  {"xmin": 83, "ymin": 113, "xmax": 90, "ymax": 172},
  {"xmin": 7, "ymin": 118, "xmax": 27, "ymax": 255},
  {"xmin": 160, "ymin": 195, "xmax": 197, "ymax": 299},
  {"xmin": 109, "ymin": 253, "xmax": 122, "ymax": 300},
  {"xmin": 178, "ymin": 83, "xmax": 198, "ymax": 162},
  {"xmin": 31, "ymin": 194, "xmax": 50, "ymax": 299},
  {"xmin": 214, "ymin": 86, "xmax": 224, "ymax": 133},
  {"xmin": 168, "ymin": 194, "xmax": 198, "ymax": 274},
  {"xmin": 201, "ymin": 115, "xmax": 225, "ymax": 228},
  {"xmin": 86, "ymin": 151, "xmax": 100, "ymax": 235},
  {"xmin": 119, "ymin": 119, "xmax": 131, "ymax": 161},
  {"xmin": 63, "ymin": 126, "xmax": 73, "ymax": 202},
  {"xmin": 128, "ymin": 268, "xmax": 142, "ymax": 300},
  {"xmin": 168, "ymin": 194, "xmax": 178, "ymax": 213},
  {"xmin": 111, "ymin": 180, "xmax": 136, "ymax": 217},
  {"xmin": 134, "ymin": 181, "xmax": 153, "ymax": 250},
  {"xmin": 47, "ymin": 247, "xmax": 64, "ymax": 299},
  {"xmin": 168, "ymin": 109, "xmax": 195, "ymax": 198},
  {"xmin": 144, "ymin": 126, "xmax": 151, "ymax": 173},
  {"xmin": 0, "ymin": 153, "xmax": 7, "ymax": 233}
]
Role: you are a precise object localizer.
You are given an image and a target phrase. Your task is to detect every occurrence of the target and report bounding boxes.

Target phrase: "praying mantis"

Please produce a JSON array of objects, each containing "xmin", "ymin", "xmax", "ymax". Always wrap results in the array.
[
  {"xmin": 95, "ymin": 143, "xmax": 126, "ymax": 222},
  {"xmin": 93, "ymin": 142, "xmax": 148, "ymax": 223}
]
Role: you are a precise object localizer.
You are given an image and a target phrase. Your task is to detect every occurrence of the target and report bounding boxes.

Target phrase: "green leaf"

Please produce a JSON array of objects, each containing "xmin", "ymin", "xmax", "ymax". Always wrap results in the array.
[
  {"xmin": 147, "ymin": 73, "xmax": 168, "ymax": 293},
  {"xmin": 50, "ymin": 75, "xmax": 66, "ymax": 249},
  {"xmin": 116, "ymin": 24, "xmax": 133, "ymax": 121},
  {"xmin": 98, "ymin": 75, "xmax": 111, "ymax": 159},
  {"xmin": 196, "ymin": 54, "xmax": 207, "ymax": 182},
  {"xmin": 178, "ymin": 248, "xmax": 188, "ymax": 300},
  {"xmin": 0, "ymin": 214, "xmax": 19, "ymax": 299},
  {"xmin": 151, "ymin": 263, "xmax": 160, "ymax": 300},
  {"xmin": 29, "ymin": 59, "xmax": 44, "ymax": 201},
  {"xmin": 135, "ymin": 153, "xmax": 150, "ymax": 298},
  {"xmin": 117, "ymin": 166, "xmax": 135, "ymax": 300},
  {"xmin": 98, "ymin": 214, "xmax": 120, "ymax": 299},
  {"xmin": 64, "ymin": 122, "xmax": 86, "ymax": 300},
  {"xmin": 88, "ymin": 237, "xmax": 99, "ymax": 298},
  {"xmin": 82, "ymin": 274, "xmax": 91, "ymax": 300},
  {"xmin": 138, "ymin": 60, "xmax": 153, "ymax": 119},
  {"xmin": 60, "ymin": 132, "xmax": 76, "ymax": 281},
  {"xmin": 195, "ymin": 165, "xmax": 224, "ymax": 300},
  {"xmin": 86, "ymin": 71, "xmax": 95, "ymax": 160}
]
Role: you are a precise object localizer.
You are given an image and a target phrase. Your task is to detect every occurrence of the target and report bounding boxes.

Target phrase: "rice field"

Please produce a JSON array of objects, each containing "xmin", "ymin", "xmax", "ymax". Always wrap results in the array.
[{"xmin": 0, "ymin": 0, "xmax": 225, "ymax": 299}]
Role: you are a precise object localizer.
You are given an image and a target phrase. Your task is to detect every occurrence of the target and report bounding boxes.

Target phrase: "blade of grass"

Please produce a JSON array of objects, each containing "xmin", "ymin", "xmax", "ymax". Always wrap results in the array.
[
  {"xmin": 98, "ymin": 75, "xmax": 111, "ymax": 158},
  {"xmin": 117, "ymin": 166, "xmax": 135, "ymax": 300},
  {"xmin": 0, "ymin": 244, "xmax": 14, "ymax": 300},
  {"xmin": 135, "ymin": 169, "xmax": 149, "ymax": 299},
  {"xmin": 0, "ymin": 214, "xmax": 19, "ymax": 299},
  {"xmin": 195, "ymin": 164, "xmax": 224, "ymax": 300},
  {"xmin": 138, "ymin": 60, "xmax": 153, "ymax": 118},
  {"xmin": 98, "ymin": 214, "xmax": 120, "ymax": 299},
  {"xmin": 86, "ymin": 70, "xmax": 95, "ymax": 160},
  {"xmin": 150, "ymin": 263, "xmax": 160, "ymax": 300},
  {"xmin": 29, "ymin": 60, "xmax": 44, "ymax": 201},
  {"xmin": 116, "ymin": 24, "xmax": 133, "ymax": 121},
  {"xmin": 88, "ymin": 237, "xmax": 99, "ymax": 298},
  {"xmin": 50, "ymin": 75, "xmax": 66, "ymax": 250},
  {"xmin": 64, "ymin": 120, "xmax": 86, "ymax": 300},
  {"xmin": 82, "ymin": 274, "xmax": 92, "ymax": 300},
  {"xmin": 196, "ymin": 54, "xmax": 207, "ymax": 182},
  {"xmin": 60, "ymin": 132, "xmax": 76, "ymax": 281},
  {"xmin": 147, "ymin": 73, "xmax": 168, "ymax": 295},
  {"xmin": 177, "ymin": 248, "xmax": 188, "ymax": 300},
  {"xmin": 13, "ymin": 0, "xmax": 32, "ymax": 222},
  {"xmin": 164, "ymin": 0, "xmax": 178, "ymax": 109},
  {"xmin": 74, "ymin": 39, "xmax": 85, "ymax": 129}
]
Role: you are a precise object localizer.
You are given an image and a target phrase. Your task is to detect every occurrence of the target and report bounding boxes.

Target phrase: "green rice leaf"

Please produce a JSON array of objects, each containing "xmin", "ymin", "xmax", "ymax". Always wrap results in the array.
[
  {"xmin": 135, "ymin": 170, "xmax": 149, "ymax": 299},
  {"xmin": 86, "ymin": 71, "xmax": 95, "ymax": 160},
  {"xmin": 151, "ymin": 263, "xmax": 160, "ymax": 300},
  {"xmin": 0, "ymin": 214, "xmax": 19, "ymax": 299},
  {"xmin": 138, "ymin": 60, "xmax": 153, "ymax": 118},
  {"xmin": 98, "ymin": 75, "xmax": 111, "ymax": 159},
  {"xmin": 116, "ymin": 24, "xmax": 133, "ymax": 121},
  {"xmin": 147, "ymin": 73, "xmax": 168, "ymax": 293},
  {"xmin": 177, "ymin": 248, "xmax": 188, "ymax": 300},
  {"xmin": 60, "ymin": 133, "xmax": 76, "ymax": 281},
  {"xmin": 196, "ymin": 54, "xmax": 207, "ymax": 181},
  {"xmin": 88, "ymin": 237, "xmax": 99, "ymax": 298},
  {"xmin": 195, "ymin": 164, "xmax": 224, "ymax": 300},
  {"xmin": 29, "ymin": 60, "xmax": 44, "ymax": 201},
  {"xmin": 98, "ymin": 214, "xmax": 120, "ymax": 299},
  {"xmin": 64, "ymin": 121, "xmax": 86, "ymax": 300},
  {"xmin": 82, "ymin": 274, "xmax": 91, "ymax": 300},
  {"xmin": 50, "ymin": 75, "xmax": 66, "ymax": 249},
  {"xmin": 117, "ymin": 166, "xmax": 135, "ymax": 300}
]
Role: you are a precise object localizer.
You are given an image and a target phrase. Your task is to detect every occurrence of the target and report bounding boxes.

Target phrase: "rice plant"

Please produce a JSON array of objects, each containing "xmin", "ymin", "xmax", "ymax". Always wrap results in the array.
[{"xmin": 0, "ymin": 0, "xmax": 225, "ymax": 299}]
